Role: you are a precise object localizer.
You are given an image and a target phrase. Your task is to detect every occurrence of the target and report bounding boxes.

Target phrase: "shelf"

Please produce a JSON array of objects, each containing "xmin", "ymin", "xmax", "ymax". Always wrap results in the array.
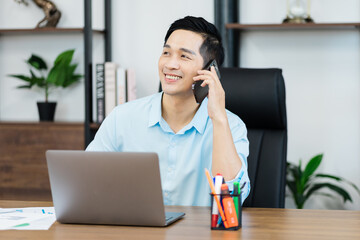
[
  {"xmin": 89, "ymin": 122, "xmax": 100, "ymax": 130},
  {"xmin": 0, "ymin": 27, "xmax": 105, "ymax": 35},
  {"xmin": 226, "ymin": 22, "xmax": 360, "ymax": 31},
  {"xmin": 0, "ymin": 121, "xmax": 84, "ymax": 126}
]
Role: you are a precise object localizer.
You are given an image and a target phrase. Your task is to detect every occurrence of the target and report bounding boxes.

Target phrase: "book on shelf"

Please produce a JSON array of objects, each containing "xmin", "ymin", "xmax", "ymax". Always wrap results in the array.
[
  {"xmin": 95, "ymin": 63, "xmax": 105, "ymax": 123},
  {"xmin": 116, "ymin": 67, "xmax": 126, "ymax": 105},
  {"xmin": 126, "ymin": 68, "xmax": 137, "ymax": 102},
  {"xmin": 104, "ymin": 62, "xmax": 117, "ymax": 117},
  {"xmin": 95, "ymin": 62, "xmax": 137, "ymax": 124}
]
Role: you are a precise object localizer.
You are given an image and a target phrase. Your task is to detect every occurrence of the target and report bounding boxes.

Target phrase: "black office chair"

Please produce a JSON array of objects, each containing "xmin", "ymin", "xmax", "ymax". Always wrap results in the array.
[{"xmin": 220, "ymin": 67, "xmax": 287, "ymax": 208}]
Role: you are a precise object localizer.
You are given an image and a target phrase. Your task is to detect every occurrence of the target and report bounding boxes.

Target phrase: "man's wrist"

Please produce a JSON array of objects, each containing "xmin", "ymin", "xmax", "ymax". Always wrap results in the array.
[{"xmin": 211, "ymin": 112, "xmax": 228, "ymax": 126}]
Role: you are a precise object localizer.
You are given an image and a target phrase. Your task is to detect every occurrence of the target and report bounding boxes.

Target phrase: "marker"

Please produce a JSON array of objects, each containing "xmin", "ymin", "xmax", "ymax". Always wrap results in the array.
[
  {"xmin": 204, "ymin": 169, "xmax": 229, "ymax": 228},
  {"xmin": 211, "ymin": 174, "xmax": 223, "ymax": 228},
  {"xmin": 221, "ymin": 183, "xmax": 238, "ymax": 228},
  {"xmin": 233, "ymin": 182, "xmax": 240, "ymax": 220}
]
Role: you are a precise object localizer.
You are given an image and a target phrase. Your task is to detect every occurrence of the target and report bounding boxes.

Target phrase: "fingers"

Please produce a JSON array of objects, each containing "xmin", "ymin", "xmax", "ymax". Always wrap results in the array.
[{"xmin": 193, "ymin": 66, "xmax": 221, "ymax": 88}]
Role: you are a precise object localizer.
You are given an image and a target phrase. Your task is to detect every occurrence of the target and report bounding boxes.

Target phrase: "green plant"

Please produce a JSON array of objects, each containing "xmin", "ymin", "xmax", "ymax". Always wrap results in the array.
[
  {"xmin": 8, "ymin": 49, "xmax": 82, "ymax": 102},
  {"xmin": 287, "ymin": 153, "xmax": 360, "ymax": 209}
]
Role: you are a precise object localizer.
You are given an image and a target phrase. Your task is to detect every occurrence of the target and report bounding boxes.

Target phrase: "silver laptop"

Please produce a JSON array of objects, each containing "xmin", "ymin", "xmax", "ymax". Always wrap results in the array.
[{"xmin": 46, "ymin": 150, "xmax": 185, "ymax": 226}]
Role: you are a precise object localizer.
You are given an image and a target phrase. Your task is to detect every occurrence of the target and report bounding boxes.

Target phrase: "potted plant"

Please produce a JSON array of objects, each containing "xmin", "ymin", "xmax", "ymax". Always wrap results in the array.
[
  {"xmin": 8, "ymin": 49, "xmax": 82, "ymax": 121},
  {"xmin": 287, "ymin": 153, "xmax": 360, "ymax": 209}
]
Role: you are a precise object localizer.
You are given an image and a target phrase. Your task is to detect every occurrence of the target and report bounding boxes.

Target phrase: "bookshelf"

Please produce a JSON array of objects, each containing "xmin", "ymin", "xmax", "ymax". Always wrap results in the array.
[
  {"xmin": 214, "ymin": 1, "xmax": 360, "ymax": 67},
  {"xmin": 226, "ymin": 22, "xmax": 360, "ymax": 31},
  {"xmin": 0, "ymin": 28, "xmax": 104, "ymax": 34},
  {"xmin": 225, "ymin": 22, "xmax": 360, "ymax": 67},
  {"xmin": 84, "ymin": 0, "xmax": 112, "ymax": 146},
  {"xmin": 0, "ymin": 0, "xmax": 112, "ymax": 147}
]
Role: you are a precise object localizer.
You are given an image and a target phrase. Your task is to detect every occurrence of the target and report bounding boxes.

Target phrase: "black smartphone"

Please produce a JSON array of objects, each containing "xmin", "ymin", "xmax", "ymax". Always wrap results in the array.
[{"xmin": 192, "ymin": 59, "xmax": 221, "ymax": 103}]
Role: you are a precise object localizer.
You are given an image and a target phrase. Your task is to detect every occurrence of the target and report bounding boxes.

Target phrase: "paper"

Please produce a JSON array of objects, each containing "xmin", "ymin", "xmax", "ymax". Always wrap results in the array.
[{"xmin": 0, "ymin": 207, "xmax": 56, "ymax": 230}]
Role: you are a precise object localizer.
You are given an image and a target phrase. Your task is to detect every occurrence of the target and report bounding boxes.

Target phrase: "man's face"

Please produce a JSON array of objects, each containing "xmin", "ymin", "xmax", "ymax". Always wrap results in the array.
[{"xmin": 158, "ymin": 29, "xmax": 204, "ymax": 98}]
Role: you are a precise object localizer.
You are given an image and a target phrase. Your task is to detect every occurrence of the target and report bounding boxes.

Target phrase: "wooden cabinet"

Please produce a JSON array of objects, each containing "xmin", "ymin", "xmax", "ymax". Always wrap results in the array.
[{"xmin": 0, "ymin": 122, "xmax": 84, "ymax": 201}]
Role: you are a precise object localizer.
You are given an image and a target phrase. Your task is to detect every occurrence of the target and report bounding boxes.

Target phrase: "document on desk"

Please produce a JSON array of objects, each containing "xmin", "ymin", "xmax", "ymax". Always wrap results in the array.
[{"xmin": 0, "ymin": 207, "xmax": 56, "ymax": 230}]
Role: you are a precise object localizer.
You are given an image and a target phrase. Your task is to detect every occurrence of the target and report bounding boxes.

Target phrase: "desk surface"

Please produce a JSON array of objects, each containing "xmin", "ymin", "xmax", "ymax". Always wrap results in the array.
[{"xmin": 0, "ymin": 200, "xmax": 359, "ymax": 240}]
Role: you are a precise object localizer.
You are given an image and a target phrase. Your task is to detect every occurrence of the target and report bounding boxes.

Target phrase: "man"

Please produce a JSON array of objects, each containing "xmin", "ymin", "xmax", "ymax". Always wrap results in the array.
[{"xmin": 87, "ymin": 16, "xmax": 250, "ymax": 206}]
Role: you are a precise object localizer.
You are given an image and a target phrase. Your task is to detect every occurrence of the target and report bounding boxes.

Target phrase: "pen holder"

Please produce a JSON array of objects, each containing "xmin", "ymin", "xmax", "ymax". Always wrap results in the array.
[{"xmin": 210, "ymin": 193, "xmax": 241, "ymax": 230}]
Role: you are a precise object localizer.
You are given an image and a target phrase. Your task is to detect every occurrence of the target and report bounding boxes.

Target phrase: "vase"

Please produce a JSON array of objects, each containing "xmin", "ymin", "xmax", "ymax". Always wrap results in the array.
[{"xmin": 37, "ymin": 102, "xmax": 57, "ymax": 122}]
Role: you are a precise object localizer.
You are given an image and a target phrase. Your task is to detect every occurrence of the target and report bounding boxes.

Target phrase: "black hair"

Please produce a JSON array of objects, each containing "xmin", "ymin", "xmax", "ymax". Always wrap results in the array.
[{"xmin": 164, "ymin": 16, "xmax": 225, "ymax": 67}]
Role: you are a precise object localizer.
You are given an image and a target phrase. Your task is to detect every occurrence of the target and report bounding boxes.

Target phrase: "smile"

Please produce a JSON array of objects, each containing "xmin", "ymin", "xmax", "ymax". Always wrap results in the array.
[{"xmin": 165, "ymin": 74, "xmax": 182, "ymax": 81}]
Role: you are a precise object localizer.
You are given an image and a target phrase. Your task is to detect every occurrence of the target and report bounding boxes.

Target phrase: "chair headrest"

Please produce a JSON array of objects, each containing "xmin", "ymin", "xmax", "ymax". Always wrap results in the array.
[{"xmin": 220, "ymin": 68, "xmax": 287, "ymax": 129}]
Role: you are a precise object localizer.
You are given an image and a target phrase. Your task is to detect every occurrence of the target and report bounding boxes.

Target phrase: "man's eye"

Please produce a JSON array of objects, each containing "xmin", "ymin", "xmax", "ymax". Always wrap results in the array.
[
  {"xmin": 163, "ymin": 51, "xmax": 169, "ymax": 55},
  {"xmin": 181, "ymin": 54, "xmax": 191, "ymax": 59}
]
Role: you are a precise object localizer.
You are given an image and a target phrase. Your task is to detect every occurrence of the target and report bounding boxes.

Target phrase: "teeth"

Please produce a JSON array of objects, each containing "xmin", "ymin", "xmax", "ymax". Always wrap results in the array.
[{"xmin": 166, "ymin": 75, "xmax": 181, "ymax": 80}]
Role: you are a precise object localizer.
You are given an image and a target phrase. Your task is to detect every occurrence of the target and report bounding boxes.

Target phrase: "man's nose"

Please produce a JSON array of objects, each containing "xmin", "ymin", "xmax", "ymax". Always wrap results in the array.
[{"xmin": 165, "ymin": 56, "xmax": 180, "ymax": 69}]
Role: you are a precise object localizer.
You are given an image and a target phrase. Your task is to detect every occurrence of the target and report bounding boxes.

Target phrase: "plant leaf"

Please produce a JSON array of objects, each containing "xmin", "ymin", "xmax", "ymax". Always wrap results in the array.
[
  {"xmin": 63, "ymin": 74, "xmax": 82, "ymax": 87},
  {"xmin": 17, "ymin": 85, "xmax": 32, "ymax": 89},
  {"xmin": 300, "ymin": 154, "xmax": 323, "ymax": 189},
  {"xmin": 316, "ymin": 173, "xmax": 360, "ymax": 196},
  {"xmin": 305, "ymin": 183, "xmax": 352, "ymax": 203},
  {"xmin": 7, "ymin": 74, "xmax": 32, "ymax": 82},
  {"xmin": 29, "ymin": 69, "xmax": 39, "ymax": 79},
  {"xmin": 53, "ymin": 49, "xmax": 74, "ymax": 66},
  {"xmin": 47, "ymin": 50, "xmax": 81, "ymax": 88},
  {"xmin": 315, "ymin": 174, "xmax": 341, "ymax": 181},
  {"xmin": 47, "ymin": 64, "xmax": 66, "ymax": 86},
  {"xmin": 27, "ymin": 54, "xmax": 47, "ymax": 70}
]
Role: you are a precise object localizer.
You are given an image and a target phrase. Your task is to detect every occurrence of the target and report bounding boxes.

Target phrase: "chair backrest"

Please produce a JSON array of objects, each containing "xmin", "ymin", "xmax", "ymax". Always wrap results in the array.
[{"xmin": 220, "ymin": 67, "xmax": 287, "ymax": 208}]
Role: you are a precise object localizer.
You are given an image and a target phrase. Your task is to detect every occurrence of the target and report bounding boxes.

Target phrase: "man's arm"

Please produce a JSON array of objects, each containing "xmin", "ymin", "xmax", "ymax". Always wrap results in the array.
[
  {"xmin": 194, "ymin": 67, "xmax": 244, "ymax": 180},
  {"xmin": 212, "ymin": 116, "xmax": 243, "ymax": 180}
]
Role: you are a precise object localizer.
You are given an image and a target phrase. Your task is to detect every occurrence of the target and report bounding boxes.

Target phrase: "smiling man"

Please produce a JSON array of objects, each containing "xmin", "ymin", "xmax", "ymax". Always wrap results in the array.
[{"xmin": 86, "ymin": 16, "xmax": 250, "ymax": 206}]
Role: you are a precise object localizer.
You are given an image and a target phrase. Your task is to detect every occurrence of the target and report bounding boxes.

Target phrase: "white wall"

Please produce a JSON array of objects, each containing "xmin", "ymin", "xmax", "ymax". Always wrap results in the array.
[
  {"xmin": 240, "ymin": 0, "xmax": 360, "ymax": 210},
  {"xmin": 112, "ymin": 0, "xmax": 214, "ymax": 97},
  {"xmin": 1, "ymin": 0, "xmax": 359, "ymax": 210}
]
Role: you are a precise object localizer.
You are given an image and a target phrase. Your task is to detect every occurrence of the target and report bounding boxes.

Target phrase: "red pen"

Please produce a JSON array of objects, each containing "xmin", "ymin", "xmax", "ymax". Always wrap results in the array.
[{"xmin": 211, "ymin": 174, "xmax": 223, "ymax": 227}]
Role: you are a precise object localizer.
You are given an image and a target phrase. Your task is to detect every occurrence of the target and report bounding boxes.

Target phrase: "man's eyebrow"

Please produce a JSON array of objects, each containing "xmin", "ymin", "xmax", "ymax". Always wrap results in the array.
[
  {"xmin": 180, "ymin": 48, "xmax": 196, "ymax": 56},
  {"xmin": 163, "ymin": 44, "xmax": 197, "ymax": 56}
]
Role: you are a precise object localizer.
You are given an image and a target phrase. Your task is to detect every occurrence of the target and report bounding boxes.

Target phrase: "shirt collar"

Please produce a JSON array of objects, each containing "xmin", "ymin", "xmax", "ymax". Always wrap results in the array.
[
  {"xmin": 148, "ymin": 92, "xmax": 209, "ymax": 134},
  {"xmin": 187, "ymin": 97, "xmax": 209, "ymax": 134},
  {"xmin": 148, "ymin": 92, "xmax": 163, "ymax": 127}
]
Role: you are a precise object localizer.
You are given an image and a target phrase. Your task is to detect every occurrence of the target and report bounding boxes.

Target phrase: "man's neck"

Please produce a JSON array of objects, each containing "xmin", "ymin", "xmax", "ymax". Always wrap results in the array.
[{"xmin": 161, "ymin": 92, "xmax": 200, "ymax": 133}]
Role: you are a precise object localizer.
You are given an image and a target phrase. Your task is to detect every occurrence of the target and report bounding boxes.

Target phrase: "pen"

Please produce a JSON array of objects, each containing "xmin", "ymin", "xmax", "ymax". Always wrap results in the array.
[
  {"xmin": 233, "ymin": 182, "xmax": 240, "ymax": 220},
  {"xmin": 216, "ymin": 215, "xmax": 222, "ymax": 228},
  {"xmin": 240, "ymin": 182, "xmax": 246, "ymax": 190},
  {"xmin": 211, "ymin": 174, "xmax": 223, "ymax": 228},
  {"xmin": 205, "ymin": 169, "xmax": 229, "ymax": 228}
]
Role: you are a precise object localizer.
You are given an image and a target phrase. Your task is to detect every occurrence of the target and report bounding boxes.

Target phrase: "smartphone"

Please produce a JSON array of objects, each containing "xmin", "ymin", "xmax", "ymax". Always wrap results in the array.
[{"xmin": 192, "ymin": 59, "xmax": 221, "ymax": 103}]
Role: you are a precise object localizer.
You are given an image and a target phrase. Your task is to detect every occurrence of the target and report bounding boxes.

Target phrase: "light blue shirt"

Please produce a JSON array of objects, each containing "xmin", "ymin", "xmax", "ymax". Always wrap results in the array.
[{"xmin": 86, "ymin": 92, "xmax": 250, "ymax": 206}]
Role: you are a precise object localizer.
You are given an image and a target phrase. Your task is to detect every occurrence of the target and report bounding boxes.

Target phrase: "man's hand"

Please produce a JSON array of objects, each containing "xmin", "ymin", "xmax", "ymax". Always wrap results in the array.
[{"xmin": 193, "ymin": 66, "xmax": 227, "ymax": 123}]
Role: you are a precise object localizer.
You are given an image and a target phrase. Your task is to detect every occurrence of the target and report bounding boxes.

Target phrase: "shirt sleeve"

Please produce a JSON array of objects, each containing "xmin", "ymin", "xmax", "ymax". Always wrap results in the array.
[
  {"xmin": 226, "ymin": 164, "xmax": 250, "ymax": 205},
  {"xmin": 225, "ymin": 114, "xmax": 251, "ymax": 205},
  {"xmin": 86, "ymin": 108, "xmax": 121, "ymax": 151}
]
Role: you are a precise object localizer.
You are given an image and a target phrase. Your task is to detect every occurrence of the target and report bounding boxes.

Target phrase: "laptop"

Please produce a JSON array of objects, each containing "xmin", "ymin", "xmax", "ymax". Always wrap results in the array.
[{"xmin": 46, "ymin": 150, "xmax": 185, "ymax": 226}]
